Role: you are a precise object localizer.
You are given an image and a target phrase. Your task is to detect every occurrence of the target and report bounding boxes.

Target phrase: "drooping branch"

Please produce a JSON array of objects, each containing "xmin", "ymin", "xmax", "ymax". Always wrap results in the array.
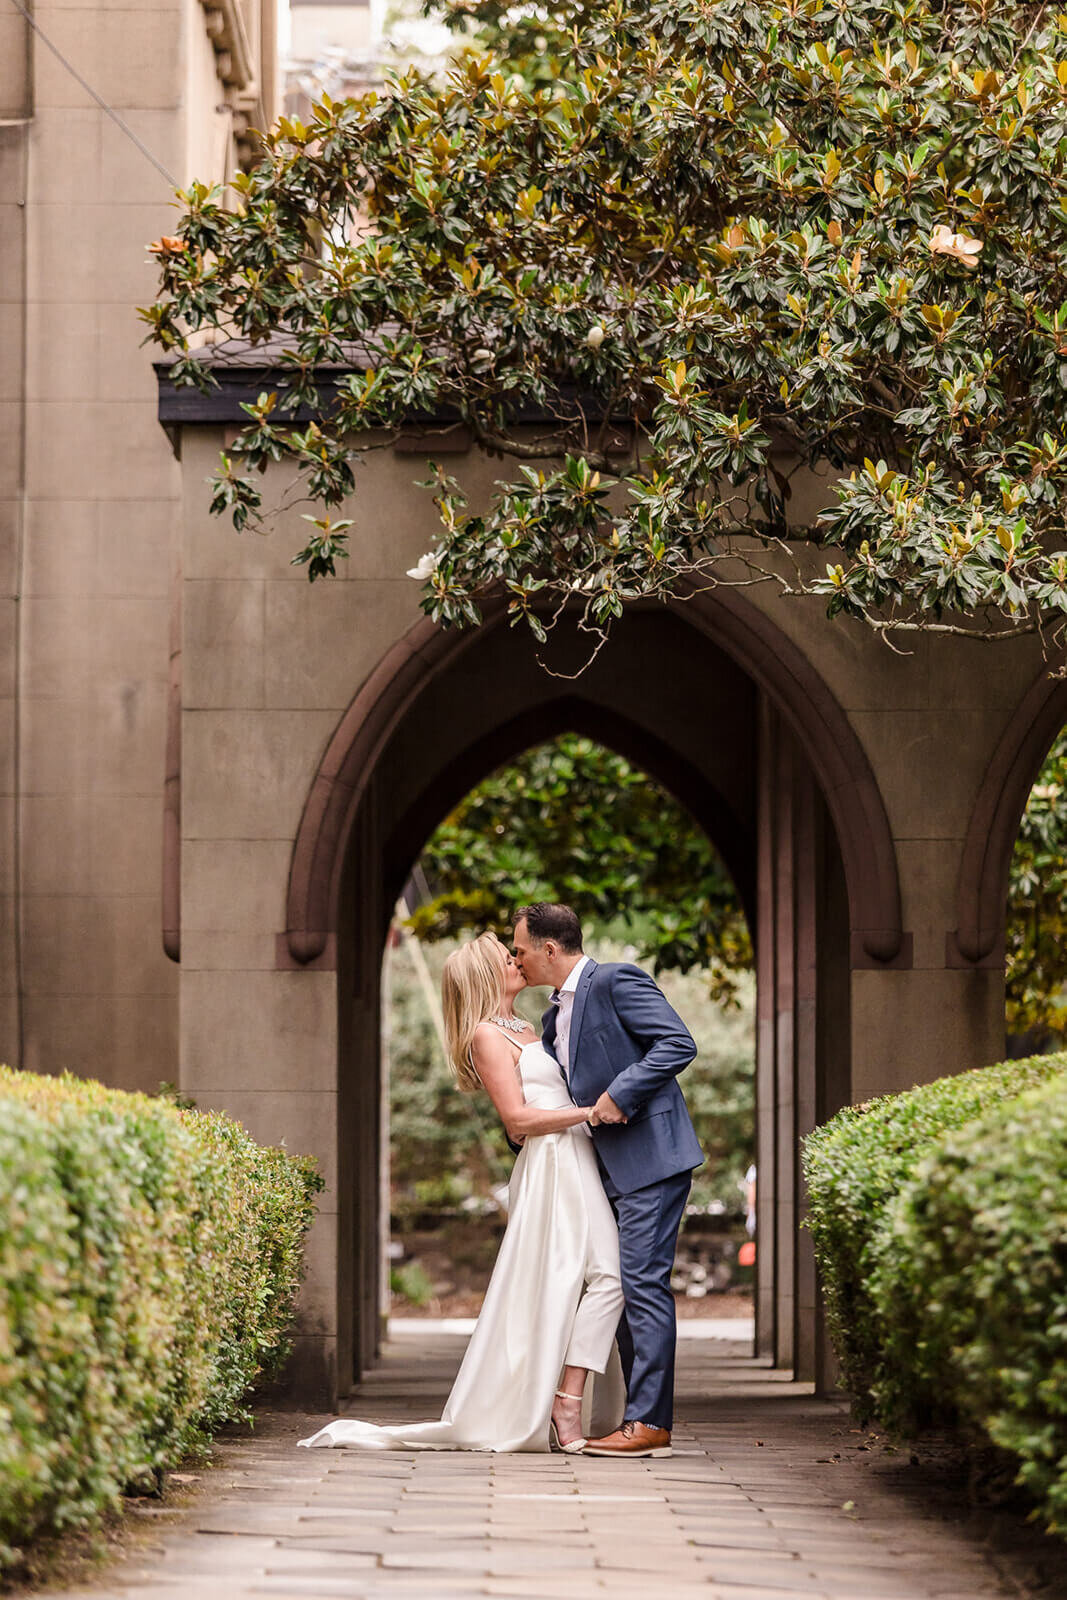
[{"xmin": 145, "ymin": 0, "xmax": 1067, "ymax": 663}]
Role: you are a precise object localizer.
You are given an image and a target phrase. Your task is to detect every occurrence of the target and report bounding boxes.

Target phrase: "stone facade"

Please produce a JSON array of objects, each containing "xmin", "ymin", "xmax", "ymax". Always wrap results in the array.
[
  {"xmin": 160, "ymin": 358, "xmax": 1063, "ymax": 1403},
  {"xmin": 0, "ymin": 0, "xmax": 276, "ymax": 1089},
  {"xmin": 5, "ymin": 1, "xmax": 1064, "ymax": 1410}
]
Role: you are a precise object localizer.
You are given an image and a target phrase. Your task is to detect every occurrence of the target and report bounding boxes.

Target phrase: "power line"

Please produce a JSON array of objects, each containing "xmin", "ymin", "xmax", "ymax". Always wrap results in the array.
[{"xmin": 8, "ymin": 0, "xmax": 179, "ymax": 187}]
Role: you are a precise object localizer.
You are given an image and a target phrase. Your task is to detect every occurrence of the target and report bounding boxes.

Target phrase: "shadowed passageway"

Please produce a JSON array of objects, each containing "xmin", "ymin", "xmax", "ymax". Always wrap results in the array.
[{"xmin": 42, "ymin": 1330, "xmax": 1065, "ymax": 1600}]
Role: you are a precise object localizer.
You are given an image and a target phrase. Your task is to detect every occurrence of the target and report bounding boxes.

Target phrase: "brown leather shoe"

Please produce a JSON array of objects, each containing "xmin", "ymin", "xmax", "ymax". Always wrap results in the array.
[{"xmin": 581, "ymin": 1420, "xmax": 672, "ymax": 1458}]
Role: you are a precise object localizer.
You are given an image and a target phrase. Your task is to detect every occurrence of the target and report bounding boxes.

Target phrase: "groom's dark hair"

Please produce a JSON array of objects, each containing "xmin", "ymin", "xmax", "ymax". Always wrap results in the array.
[{"xmin": 515, "ymin": 902, "xmax": 583, "ymax": 953}]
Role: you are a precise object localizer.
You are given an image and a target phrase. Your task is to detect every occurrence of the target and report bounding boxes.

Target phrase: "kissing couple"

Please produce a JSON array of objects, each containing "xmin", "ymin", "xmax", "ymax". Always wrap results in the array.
[{"xmin": 299, "ymin": 901, "xmax": 704, "ymax": 1458}]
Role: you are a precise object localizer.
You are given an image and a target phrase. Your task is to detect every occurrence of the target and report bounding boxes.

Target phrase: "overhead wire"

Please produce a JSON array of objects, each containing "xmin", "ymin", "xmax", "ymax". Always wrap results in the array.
[{"xmin": 7, "ymin": 0, "xmax": 179, "ymax": 187}]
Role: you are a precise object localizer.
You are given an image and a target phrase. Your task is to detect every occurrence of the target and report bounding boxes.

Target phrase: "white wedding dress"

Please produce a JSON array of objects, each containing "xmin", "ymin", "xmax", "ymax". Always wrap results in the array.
[{"xmin": 298, "ymin": 1034, "xmax": 625, "ymax": 1453}]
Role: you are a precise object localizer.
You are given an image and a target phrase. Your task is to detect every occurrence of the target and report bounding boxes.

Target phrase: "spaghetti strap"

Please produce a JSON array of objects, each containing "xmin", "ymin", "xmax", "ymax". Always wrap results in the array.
[
  {"xmin": 468, "ymin": 1023, "xmax": 537, "ymax": 1084},
  {"xmin": 487, "ymin": 1022, "xmax": 535, "ymax": 1051}
]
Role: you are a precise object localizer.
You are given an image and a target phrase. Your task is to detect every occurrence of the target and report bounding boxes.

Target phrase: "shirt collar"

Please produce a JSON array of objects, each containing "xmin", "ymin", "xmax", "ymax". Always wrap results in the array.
[{"xmin": 559, "ymin": 954, "xmax": 590, "ymax": 997}]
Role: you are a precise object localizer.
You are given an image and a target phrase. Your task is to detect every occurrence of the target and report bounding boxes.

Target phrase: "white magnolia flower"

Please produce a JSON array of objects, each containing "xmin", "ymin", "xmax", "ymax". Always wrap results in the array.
[
  {"xmin": 928, "ymin": 224, "xmax": 983, "ymax": 268},
  {"xmin": 585, "ymin": 324, "xmax": 607, "ymax": 350},
  {"xmin": 406, "ymin": 552, "xmax": 438, "ymax": 581}
]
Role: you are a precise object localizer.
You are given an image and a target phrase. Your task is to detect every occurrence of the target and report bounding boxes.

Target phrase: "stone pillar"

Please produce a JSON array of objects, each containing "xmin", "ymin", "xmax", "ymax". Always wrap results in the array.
[
  {"xmin": 0, "ymin": 112, "xmax": 27, "ymax": 1068},
  {"xmin": 772, "ymin": 722, "xmax": 797, "ymax": 1372},
  {"xmin": 754, "ymin": 696, "xmax": 777, "ymax": 1360},
  {"xmin": 178, "ymin": 436, "xmax": 347, "ymax": 1405},
  {"xmin": 793, "ymin": 762, "xmax": 819, "ymax": 1384},
  {"xmin": 337, "ymin": 785, "xmax": 386, "ymax": 1394},
  {"xmin": 756, "ymin": 695, "xmax": 853, "ymax": 1383}
]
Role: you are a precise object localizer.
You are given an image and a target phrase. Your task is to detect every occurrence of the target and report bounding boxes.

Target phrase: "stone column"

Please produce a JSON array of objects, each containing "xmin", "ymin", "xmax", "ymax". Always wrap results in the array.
[
  {"xmin": 754, "ymin": 696, "xmax": 777, "ymax": 1361},
  {"xmin": 756, "ymin": 695, "xmax": 852, "ymax": 1384}
]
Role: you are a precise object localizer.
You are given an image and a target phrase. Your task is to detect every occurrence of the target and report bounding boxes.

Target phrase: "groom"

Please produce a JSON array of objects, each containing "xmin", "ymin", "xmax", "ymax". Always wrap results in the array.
[{"xmin": 512, "ymin": 902, "xmax": 703, "ymax": 1459}]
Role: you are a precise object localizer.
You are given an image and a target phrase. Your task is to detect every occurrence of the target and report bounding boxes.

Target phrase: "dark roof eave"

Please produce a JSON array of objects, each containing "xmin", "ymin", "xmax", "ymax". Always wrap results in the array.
[
  {"xmin": 154, "ymin": 355, "xmax": 377, "ymax": 427},
  {"xmin": 153, "ymin": 341, "xmax": 629, "ymax": 433}
]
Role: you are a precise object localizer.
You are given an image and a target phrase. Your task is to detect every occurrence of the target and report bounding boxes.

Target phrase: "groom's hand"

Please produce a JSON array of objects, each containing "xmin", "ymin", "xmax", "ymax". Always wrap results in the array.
[{"xmin": 590, "ymin": 1092, "xmax": 627, "ymax": 1126}]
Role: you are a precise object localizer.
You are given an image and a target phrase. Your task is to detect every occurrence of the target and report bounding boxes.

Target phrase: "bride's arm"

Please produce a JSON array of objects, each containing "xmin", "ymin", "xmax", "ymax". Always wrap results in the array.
[{"xmin": 471, "ymin": 1026, "xmax": 593, "ymax": 1143}]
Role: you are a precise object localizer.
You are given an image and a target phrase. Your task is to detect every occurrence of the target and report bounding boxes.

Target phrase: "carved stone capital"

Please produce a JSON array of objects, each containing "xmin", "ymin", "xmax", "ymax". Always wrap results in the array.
[{"xmin": 200, "ymin": 0, "xmax": 255, "ymax": 93}]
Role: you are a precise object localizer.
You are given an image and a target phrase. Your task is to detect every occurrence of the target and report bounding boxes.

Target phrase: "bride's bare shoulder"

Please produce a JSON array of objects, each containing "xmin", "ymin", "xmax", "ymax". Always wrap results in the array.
[{"xmin": 471, "ymin": 1021, "xmax": 511, "ymax": 1056}]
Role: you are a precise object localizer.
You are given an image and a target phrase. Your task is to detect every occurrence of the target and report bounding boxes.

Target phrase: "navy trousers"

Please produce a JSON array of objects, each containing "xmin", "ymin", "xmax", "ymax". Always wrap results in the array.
[{"xmin": 608, "ymin": 1168, "xmax": 692, "ymax": 1432}]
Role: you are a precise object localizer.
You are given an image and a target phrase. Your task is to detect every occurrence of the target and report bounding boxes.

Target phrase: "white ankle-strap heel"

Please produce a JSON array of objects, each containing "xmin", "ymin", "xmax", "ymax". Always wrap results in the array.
[{"xmin": 549, "ymin": 1389, "xmax": 587, "ymax": 1455}]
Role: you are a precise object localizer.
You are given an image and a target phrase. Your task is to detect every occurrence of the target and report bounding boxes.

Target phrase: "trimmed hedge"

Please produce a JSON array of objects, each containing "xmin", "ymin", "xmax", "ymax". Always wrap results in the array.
[
  {"xmin": 802, "ymin": 1052, "xmax": 1066, "ymax": 1412},
  {"xmin": 803, "ymin": 1053, "xmax": 1067, "ymax": 1534},
  {"xmin": 0, "ymin": 1068, "xmax": 322, "ymax": 1569},
  {"xmin": 875, "ymin": 1073, "xmax": 1067, "ymax": 1531}
]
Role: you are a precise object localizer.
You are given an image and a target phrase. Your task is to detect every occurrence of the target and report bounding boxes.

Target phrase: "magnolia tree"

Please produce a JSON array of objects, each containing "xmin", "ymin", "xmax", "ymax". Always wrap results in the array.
[{"xmin": 146, "ymin": 0, "xmax": 1067, "ymax": 654}]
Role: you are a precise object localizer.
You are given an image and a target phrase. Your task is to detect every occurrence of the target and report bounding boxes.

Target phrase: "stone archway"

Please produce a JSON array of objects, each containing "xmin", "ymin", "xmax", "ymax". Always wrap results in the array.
[
  {"xmin": 286, "ymin": 587, "xmax": 903, "ymax": 972},
  {"xmin": 286, "ymin": 592, "xmax": 904, "ymax": 1398},
  {"xmin": 952, "ymin": 663, "xmax": 1067, "ymax": 970}
]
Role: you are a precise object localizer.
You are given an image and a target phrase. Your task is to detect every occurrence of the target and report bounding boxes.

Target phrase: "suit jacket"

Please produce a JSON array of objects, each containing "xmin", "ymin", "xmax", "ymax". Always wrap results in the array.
[{"xmin": 542, "ymin": 958, "xmax": 704, "ymax": 1196}]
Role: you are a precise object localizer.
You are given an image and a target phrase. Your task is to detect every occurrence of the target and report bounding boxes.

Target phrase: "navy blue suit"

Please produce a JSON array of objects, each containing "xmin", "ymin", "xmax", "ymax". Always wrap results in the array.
[{"xmin": 542, "ymin": 959, "xmax": 703, "ymax": 1430}]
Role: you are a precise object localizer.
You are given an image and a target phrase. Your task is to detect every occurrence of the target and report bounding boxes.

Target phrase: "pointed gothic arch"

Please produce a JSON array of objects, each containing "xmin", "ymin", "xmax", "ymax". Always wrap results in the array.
[{"xmin": 279, "ymin": 591, "xmax": 904, "ymax": 1396}]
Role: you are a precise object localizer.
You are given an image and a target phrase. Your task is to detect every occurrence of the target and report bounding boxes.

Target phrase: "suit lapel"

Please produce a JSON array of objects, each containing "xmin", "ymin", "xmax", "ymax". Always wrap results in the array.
[{"xmin": 567, "ymin": 958, "xmax": 597, "ymax": 1077}]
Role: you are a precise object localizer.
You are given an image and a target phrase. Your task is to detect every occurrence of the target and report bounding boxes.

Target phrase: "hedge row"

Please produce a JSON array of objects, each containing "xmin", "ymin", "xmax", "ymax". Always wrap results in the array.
[
  {"xmin": 0, "ymin": 1068, "xmax": 322, "ymax": 1570},
  {"xmin": 803, "ymin": 1052, "xmax": 1067, "ymax": 1532}
]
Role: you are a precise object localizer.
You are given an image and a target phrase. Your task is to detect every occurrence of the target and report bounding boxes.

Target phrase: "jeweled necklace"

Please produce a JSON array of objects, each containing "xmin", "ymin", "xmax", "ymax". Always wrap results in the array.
[{"xmin": 492, "ymin": 1014, "xmax": 529, "ymax": 1033}]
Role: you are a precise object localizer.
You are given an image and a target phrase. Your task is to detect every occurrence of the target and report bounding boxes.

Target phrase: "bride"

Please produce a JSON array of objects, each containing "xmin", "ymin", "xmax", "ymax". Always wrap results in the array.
[{"xmin": 298, "ymin": 932, "xmax": 625, "ymax": 1454}]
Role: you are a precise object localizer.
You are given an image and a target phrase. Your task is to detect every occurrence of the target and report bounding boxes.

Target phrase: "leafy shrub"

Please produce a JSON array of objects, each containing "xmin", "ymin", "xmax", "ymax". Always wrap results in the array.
[
  {"xmin": 390, "ymin": 1260, "xmax": 436, "ymax": 1308},
  {"xmin": 874, "ymin": 1075, "xmax": 1067, "ymax": 1532},
  {"xmin": 802, "ymin": 1052, "xmax": 1066, "ymax": 1411},
  {"xmin": 0, "ymin": 1067, "xmax": 322, "ymax": 1570}
]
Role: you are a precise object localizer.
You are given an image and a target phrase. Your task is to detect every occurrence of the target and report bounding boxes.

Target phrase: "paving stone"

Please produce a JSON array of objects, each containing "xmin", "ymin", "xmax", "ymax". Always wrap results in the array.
[
  {"xmin": 482, "ymin": 1580, "xmax": 718, "ymax": 1600},
  {"xmin": 248, "ymin": 1584, "xmax": 376, "ymax": 1598},
  {"xmin": 317, "ymin": 1579, "xmax": 483, "ymax": 1596},
  {"xmin": 115, "ymin": 1544, "xmax": 358, "ymax": 1579},
  {"xmin": 271, "ymin": 1539, "xmax": 396, "ymax": 1557},
  {"xmin": 711, "ymin": 1588, "xmax": 833, "ymax": 1600},
  {"xmin": 34, "ymin": 1330, "xmax": 1059, "ymax": 1600},
  {"xmin": 684, "ymin": 1536, "xmax": 794, "ymax": 1554},
  {"xmin": 86, "ymin": 1587, "xmax": 260, "ymax": 1600}
]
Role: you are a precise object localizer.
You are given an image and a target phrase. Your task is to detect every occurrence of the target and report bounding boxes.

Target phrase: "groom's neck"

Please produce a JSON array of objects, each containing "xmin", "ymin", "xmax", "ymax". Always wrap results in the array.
[{"xmin": 556, "ymin": 951, "xmax": 585, "ymax": 987}]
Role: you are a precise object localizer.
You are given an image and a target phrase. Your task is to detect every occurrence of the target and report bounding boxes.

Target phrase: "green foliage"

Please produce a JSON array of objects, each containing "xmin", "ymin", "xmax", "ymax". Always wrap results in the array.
[
  {"xmin": 669, "ymin": 969, "xmax": 755, "ymax": 1212},
  {"xmin": 869, "ymin": 1073, "xmax": 1067, "ymax": 1531},
  {"xmin": 410, "ymin": 734, "xmax": 751, "ymax": 1004},
  {"xmin": 390, "ymin": 1259, "xmax": 437, "ymax": 1306},
  {"xmin": 148, "ymin": 0, "xmax": 1067, "ymax": 657},
  {"xmin": 0, "ymin": 1067, "xmax": 322, "ymax": 1571},
  {"xmin": 801, "ymin": 1052, "xmax": 1066, "ymax": 1415},
  {"xmin": 1006, "ymin": 729, "xmax": 1067, "ymax": 1037}
]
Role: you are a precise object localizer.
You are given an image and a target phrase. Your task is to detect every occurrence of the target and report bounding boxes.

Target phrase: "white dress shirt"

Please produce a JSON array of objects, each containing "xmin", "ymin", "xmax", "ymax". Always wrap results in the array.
[{"xmin": 552, "ymin": 955, "xmax": 590, "ymax": 1077}]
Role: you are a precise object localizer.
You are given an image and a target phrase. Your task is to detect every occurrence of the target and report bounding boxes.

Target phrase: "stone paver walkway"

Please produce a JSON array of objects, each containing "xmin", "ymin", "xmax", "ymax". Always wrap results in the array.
[{"xmin": 48, "ymin": 1329, "xmax": 1066, "ymax": 1600}]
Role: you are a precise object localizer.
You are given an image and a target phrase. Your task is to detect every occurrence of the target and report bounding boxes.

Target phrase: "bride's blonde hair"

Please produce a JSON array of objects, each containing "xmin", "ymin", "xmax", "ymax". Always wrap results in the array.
[{"xmin": 442, "ymin": 932, "xmax": 508, "ymax": 1092}]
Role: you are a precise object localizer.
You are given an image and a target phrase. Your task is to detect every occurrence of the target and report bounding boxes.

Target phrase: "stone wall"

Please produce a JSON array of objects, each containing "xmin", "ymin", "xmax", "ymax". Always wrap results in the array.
[
  {"xmin": 165, "ymin": 412, "xmax": 1045, "ymax": 1399},
  {"xmin": 3, "ymin": 0, "xmax": 1057, "ymax": 1400},
  {"xmin": 0, "ymin": 0, "xmax": 276, "ymax": 1088}
]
